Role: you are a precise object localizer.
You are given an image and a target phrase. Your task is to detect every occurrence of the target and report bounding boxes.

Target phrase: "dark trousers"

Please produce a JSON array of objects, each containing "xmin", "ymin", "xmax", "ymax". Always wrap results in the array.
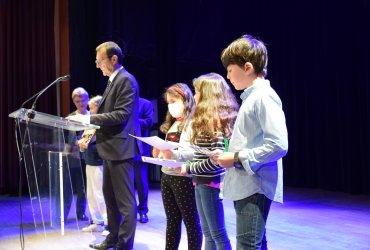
[
  {"xmin": 133, "ymin": 159, "xmax": 149, "ymax": 214},
  {"xmin": 50, "ymin": 155, "xmax": 86, "ymax": 221},
  {"xmin": 64, "ymin": 157, "xmax": 86, "ymax": 219},
  {"xmin": 161, "ymin": 173, "xmax": 202, "ymax": 250},
  {"xmin": 103, "ymin": 159, "xmax": 137, "ymax": 249}
]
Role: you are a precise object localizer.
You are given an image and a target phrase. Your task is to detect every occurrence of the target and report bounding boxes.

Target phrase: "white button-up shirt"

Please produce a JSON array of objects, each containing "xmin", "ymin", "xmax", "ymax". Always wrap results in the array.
[{"xmin": 222, "ymin": 79, "xmax": 288, "ymax": 203}]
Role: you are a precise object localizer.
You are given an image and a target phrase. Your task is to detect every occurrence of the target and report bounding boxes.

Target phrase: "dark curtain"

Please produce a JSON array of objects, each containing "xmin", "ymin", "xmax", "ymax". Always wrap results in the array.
[
  {"xmin": 0, "ymin": 0, "xmax": 56, "ymax": 194},
  {"xmin": 68, "ymin": 0, "xmax": 370, "ymax": 195},
  {"xmin": 2, "ymin": 0, "xmax": 369, "ymax": 195}
]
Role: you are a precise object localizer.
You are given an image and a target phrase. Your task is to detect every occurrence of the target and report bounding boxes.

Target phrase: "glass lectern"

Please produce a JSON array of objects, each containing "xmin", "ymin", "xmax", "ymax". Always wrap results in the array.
[{"xmin": 9, "ymin": 108, "xmax": 99, "ymax": 236}]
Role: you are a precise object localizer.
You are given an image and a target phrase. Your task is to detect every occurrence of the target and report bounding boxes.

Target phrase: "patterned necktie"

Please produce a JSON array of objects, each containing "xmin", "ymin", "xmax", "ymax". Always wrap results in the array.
[{"xmin": 102, "ymin": 80, "xmax": 112, "ymax": 99}]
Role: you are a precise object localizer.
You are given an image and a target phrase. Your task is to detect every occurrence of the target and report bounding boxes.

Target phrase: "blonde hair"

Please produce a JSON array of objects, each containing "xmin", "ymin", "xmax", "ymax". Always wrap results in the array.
[
  {"xmin": 191, "ymin": 73, "xmax": 239, "ymax": 143},
  {"xmin": 71, "ymin": 87, "xmax": 88, "ymax": 99},
  {"xmin": 88, "ymin": 95, "xmax": 102, "ymax": 107}
]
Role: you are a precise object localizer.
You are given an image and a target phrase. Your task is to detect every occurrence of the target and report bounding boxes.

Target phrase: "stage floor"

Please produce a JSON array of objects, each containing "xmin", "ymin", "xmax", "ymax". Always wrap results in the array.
[{"xmin": 1, "ymin": 187, "xmax": 370, "ymax": 250}]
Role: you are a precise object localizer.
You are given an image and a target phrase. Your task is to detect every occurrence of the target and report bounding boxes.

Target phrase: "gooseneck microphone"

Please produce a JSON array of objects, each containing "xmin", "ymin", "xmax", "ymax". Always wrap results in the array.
[
  {"xmin": 31, "ymin": 75, "xmax": 70, "ymax": 110},
  {"xmin": 23, "ymin": 75, "xmax": 70, "ymax": 119},
  {"xmin": 20, "ymin": 75, "xmax": 71, "ymax": 109}
]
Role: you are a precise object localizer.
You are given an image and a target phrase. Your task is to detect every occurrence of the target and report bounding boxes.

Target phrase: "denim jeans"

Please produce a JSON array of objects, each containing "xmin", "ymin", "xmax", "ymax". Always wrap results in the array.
[
  {"xmin": 195, "ymin": 184, "xmax": 231, "ymax": 250},
  {"xmin": 234, "ymin": 193, "xmax": 272, "ymax": 250}
]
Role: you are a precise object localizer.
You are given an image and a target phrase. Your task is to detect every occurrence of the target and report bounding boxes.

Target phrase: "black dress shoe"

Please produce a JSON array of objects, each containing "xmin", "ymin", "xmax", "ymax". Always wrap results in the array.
[
  {"xmin": 113, "ymin": 241, "xmax": 125, "ymax": 250},
  {"xmin": 89, "ymin": 234, "xmax": 117, "ymax": 249},
  {"xmin": 113, "ymin": 241, "xmax": 132, "ymax": 250},
  {"xmin": 138, "ymin": 213, "xmax": 148, "ymax": 223}
]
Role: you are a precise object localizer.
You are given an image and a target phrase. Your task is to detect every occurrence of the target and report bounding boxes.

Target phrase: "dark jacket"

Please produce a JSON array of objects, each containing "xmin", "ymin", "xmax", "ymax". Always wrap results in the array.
[{"xmin": 90, "ymin": 68, "xmax": 143, "ymax": 161}]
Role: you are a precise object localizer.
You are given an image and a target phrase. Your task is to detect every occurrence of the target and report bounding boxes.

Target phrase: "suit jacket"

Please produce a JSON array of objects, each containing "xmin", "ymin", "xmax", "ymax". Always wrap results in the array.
[
  {"xmin": 138, "ymin": 98, "xmax": 153, "ymax": 156},
  {"xmin": 90, "ymin": 68, "xmax": 143, "ymax": 161}
]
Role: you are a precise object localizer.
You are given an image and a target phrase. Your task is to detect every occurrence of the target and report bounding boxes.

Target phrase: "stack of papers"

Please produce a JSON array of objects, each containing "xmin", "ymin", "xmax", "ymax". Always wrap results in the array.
[
  {"xmin": 141, "ymin": 156, "xmax": 184, "ymax": 168},
  {"xmin": 130, "ymin": 134, "xmax": 185, "ymax": 167}
]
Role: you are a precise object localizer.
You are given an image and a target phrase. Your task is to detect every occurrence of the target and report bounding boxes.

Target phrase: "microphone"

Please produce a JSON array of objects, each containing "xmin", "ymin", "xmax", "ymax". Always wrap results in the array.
[
  {"xmin": 24, "ymin": 75, "xmax": 70, "ymax": 119},
  {"xmin": 20, "ymin": 75, "xmax": 71, "ymax": 109}
]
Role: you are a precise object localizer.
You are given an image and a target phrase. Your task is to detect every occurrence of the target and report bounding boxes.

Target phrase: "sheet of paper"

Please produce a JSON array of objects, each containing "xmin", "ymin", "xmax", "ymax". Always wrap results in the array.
[
  {"xmin": 129, "ymin": 134, "xmax": 180, "ymax": 150},
  {"xmin": 141, "ymin": 156, "xmax": 184, "ymax": 168}
]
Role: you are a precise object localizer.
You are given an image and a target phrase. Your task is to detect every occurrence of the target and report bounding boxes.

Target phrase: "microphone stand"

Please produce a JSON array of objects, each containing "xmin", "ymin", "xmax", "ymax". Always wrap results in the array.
[
  {"xmin": 25, "ymin": 75, "xmax": 70, "ymax": 119},
  {"xmin": 13, "ymin": 74, "xmax": 70, "ymax": 247}
]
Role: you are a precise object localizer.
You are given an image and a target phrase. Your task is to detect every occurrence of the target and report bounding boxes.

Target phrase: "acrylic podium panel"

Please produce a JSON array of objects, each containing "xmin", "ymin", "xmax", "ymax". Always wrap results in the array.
[
  {"xmin": 9, "ymin": 108, "xmax": 99, "ymax": 236},
  {"xmin": 9, "ymin": 108, "xmax": 94, "ymax": 131}
]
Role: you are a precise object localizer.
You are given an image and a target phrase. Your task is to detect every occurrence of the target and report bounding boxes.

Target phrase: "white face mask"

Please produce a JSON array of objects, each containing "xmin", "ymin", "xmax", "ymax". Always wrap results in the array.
[{"xmin": 168, "ymin": 100, "xmax": 185, "ymax": 118}]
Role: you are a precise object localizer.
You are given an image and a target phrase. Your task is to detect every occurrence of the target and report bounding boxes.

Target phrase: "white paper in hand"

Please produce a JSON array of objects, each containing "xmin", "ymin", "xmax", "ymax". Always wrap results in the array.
[
  {"xmin": 129, "ymin": 134, "xmax": 180, "ymax": 150},
  {"xmin": 141, "ymin": 156, "xmax": 184, "ymax": 168}
]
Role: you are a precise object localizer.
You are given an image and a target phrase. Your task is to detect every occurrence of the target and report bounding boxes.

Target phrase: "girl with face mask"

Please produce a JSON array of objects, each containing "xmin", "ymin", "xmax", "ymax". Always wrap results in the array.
[
  {"xmin": 152, "ymin": 83, "xmax": 203, "ymax": 250},
  {"xmin": 167, "ymin": 99, "xmax": 185, "ymax": 119}
]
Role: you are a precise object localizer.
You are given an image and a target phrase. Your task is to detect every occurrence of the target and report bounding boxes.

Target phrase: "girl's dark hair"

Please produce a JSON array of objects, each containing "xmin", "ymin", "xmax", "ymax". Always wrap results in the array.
[{"xmin": 160, "ymin": 83, "xmax": 195, "ymax": 134}]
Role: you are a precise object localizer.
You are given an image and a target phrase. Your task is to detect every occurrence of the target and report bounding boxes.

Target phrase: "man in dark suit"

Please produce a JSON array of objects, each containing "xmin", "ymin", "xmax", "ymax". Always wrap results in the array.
[
  {"xmin": 88, "ymin": 41, "xmax": 142, "ymax": 250},
  {"xmin": 134, "ymin": 97, "xmax": 153, "ymax": 223}
]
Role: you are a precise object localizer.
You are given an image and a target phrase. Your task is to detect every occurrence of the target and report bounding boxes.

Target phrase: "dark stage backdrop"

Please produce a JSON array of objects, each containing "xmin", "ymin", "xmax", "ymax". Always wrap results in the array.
[
  {"xmin": 68, "ymin": 0, "xmax": 370, "ymax": 195},
  {"xmin": 1, "ymin": 0, "xmax": 369, "ymax": 196}
]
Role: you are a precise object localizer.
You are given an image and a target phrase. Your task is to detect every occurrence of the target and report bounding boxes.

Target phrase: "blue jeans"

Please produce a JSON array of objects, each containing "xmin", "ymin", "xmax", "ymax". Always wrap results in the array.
[
  {"xmin": 195, "ymin": 185, "xmax": 231, "ymax": 250},
  {"xmin": 234, "ymin": 193, "xmax": 272, "ymax": 250}
]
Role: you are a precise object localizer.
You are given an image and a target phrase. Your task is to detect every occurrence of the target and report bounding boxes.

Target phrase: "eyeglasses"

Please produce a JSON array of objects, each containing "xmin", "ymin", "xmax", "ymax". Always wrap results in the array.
[{"xmin": 95, "ymin": 57, "xmax": 109, "ymax": 65}]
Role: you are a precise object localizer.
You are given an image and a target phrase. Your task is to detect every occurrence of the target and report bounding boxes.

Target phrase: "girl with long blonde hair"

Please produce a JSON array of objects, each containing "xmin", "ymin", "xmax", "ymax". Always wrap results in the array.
[{"xmin": 180, "ymin": 73, "xmax": 239, "ymax": 250}]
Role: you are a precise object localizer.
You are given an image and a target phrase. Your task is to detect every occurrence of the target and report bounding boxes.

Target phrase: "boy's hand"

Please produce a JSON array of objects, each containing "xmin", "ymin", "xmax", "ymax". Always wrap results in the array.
[
  {"xmin": 216, "ymin": 152, "xmax": 235, "ymax": 168},
  {"xmin": 209, "ymin": 149, "xmax": 223, "ymax": 162}
]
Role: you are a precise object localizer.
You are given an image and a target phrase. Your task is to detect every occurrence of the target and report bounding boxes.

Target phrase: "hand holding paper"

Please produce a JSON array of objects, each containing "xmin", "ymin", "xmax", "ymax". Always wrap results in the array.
[
  {"xmin": 129, "ymin": 134, "xmax": 180, "ymax": 150},
  {"xmin": 160, "ymin": 149, "xmax": 173, "ymax": 159},
  {"xmin": 209, "ymin": 149, "xmax": 224, "ymax": 162},
  {"xmin": 152, "ymin": 147, "xmax": 160, "ymax": 158},
  {"xmin": 141, "ymin": 156, "xmax": 184, "ymax": 168}
]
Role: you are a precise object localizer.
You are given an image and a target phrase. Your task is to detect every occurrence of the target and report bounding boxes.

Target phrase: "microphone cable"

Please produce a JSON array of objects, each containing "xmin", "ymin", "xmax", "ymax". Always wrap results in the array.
[{"xmin": 14, "ymin": 119, "xmax": 25, "ymax": 250}]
